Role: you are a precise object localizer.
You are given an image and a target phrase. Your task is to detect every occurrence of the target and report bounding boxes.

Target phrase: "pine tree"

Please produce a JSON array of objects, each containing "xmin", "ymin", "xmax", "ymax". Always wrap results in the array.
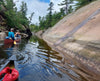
[
  {"xmin": 58, "ymin": 0, "xmax": 73, "ymax": 14},
  {"xmin": 20, "ymin": 1, "xmax": 27, "ymax": 17},
  {"xmin": 29, "ymin": 12, "xmax": 34, "ymax": 24},
  {"xmin": 75, "ymin": 0, "xmax": 93, "ymax": 9},
  {"xmin": 47, "ymin": 2, "xmax": 54, "ymax": 28}
]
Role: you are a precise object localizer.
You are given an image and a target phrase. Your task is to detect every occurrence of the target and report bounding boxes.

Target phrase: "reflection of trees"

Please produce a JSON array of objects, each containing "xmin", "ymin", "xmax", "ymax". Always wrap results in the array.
[
  {"xmin": 0, "ymin": 47, "xmax": 8, "ymax": 68},
  {"xmin": 46, "ymin": 50, "xmax": 50, "ymax": 63},
  {"xmin": 33, "ymin": 36, "xmax": 64, "ymax": 78},
  {"xmin": 18, "ymin": 39, "xmax": 28, "ymax": 51},
  {"xmin": 29, "ymin": 36, "xmax": 38, "ymax": 43},
  {"xmin": 2, "ymin": 43, "xmax": 15, "ymax": 58},
  {"xmin": 0, "ymin": 47, "xmax": 7, "ymax": 58},
  {"xmin": 32, "ymin": 36, "xmax": 62, "ymax": 64}
]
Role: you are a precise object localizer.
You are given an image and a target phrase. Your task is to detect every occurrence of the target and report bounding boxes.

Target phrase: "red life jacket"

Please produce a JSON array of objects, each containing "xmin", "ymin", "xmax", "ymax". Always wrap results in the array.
[
  {"xmin": 0, "ymin": 67, "xmax": 19, "ymax": 81},
  {"xmin": 0, "ymin": 67, "xmax": 11, "ymax": 79}
]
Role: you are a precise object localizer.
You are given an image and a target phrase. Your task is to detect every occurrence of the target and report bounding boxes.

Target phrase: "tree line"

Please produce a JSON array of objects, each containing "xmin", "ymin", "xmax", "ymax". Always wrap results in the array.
[
  {"xmin": 0, "ymin": 0, "xmax": 94, "ymax": 32},
  {"xmin": 30, "ymin": 0, "xmax": 94, "ymax": 32}
]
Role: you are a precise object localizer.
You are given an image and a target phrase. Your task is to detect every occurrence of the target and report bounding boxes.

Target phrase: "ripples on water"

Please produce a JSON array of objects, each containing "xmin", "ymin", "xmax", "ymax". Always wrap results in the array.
[
  {"xmin": 0, "ymin": 36, "xmax": 96, "ymax": 81},
  {"xmin": 16, "ymin": 40, "xmax": 75, "ymax": 81}
]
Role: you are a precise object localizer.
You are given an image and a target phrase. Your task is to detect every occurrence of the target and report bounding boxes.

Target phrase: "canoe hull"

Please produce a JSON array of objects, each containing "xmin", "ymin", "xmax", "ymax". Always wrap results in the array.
[
  {"xmin": 0, "ymin": 55, "xmax": 17, "ymax": 71},
  {"xmin": 0, "ymin": 55, "xmax": 19, "ymax": 81},
  {"xmin": 4, "ymin": 39, "xmax": 20, "ymax": 44},
  {"xmin": 4, "ymin": 39, "xmax": 14, "ymax": 44}
]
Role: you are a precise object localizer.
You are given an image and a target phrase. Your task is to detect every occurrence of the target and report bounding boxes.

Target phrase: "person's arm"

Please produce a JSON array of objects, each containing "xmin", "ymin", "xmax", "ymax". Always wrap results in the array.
[{"xmin": 15, "ymin": 33, "xmax": 17, "ymax": 37}]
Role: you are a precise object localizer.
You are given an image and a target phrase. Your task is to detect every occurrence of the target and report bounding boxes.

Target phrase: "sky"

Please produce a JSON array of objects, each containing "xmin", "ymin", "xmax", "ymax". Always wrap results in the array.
[{"xmin": 14, "ymin": 0, "xmax": 64, "ymax": 24}]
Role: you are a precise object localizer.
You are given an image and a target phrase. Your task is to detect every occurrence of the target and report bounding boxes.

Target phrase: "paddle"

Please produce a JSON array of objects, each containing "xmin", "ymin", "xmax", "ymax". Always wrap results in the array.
[{"xmin": 14, "ymin": 41, "xmax": 16, "ymax": 45}]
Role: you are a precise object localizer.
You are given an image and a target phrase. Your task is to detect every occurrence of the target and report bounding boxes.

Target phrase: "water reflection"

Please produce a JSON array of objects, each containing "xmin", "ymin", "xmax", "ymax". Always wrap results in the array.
[
  {"xmin": 0, "ymin": 47, "xmax": 8, "ymax": 68},
  {"xmin": 0, "ymin": 36, "xmax": 98, "ymax": 81},
  {"xmin": 0, "ymin": 36, "xmax": 81, "ymax": 81}
]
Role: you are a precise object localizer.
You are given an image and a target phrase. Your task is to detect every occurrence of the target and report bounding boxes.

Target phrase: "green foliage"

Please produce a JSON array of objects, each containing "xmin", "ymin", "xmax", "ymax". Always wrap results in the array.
[
  {"xmin": 5, "ymin": 10, "xmax": 16, "ymax": 27},
  {"xmin": 75, "ymin": 0, "xmax": 94, "ymax": 9},
  {"xmin": 5, "ymin": 0, "xmax": 15, "ymax": 10},
  {"xmin": 30, "ymin": 24, "xmax": 39, "ymax": 32},
  {"xmin": 32, "ymin": 2, "xmax": 67, "ymax": 32},
  {"xmin": 0, "ymin": 0, "xmax": 4, "ymax": 11},
  {"xmin": 51, "ymin": 11, "xmax": 63, "ymax": 26},
  {"xmin": 47, "ymin": 2, "xmax": 54, "ymax": 28},
  {"xmin": 32, "ymin": 0, "xmax": 95, "ymax": 32},
  {"xmin": 20, "ymin": 1, "xmax": 27, "ymax": 17},
  {"xmin": 29, "ymin": 12, "xmax": 34, "ymax": 24},
  {"xmin": 0, "ymin": 0, "xmax": 95, "ymax": 32},
  {"xmin": 0, "ymin": 0, "xmax": 30, "ymax": 30},
  {"xmin": 58, "ymin": 0, "xmax": 74, "ymax": 14},
  {"xmin": 32, "ymin": 10, "xmax": 65, "ymax": 32},
  {"xmin": 68, "ymin": 5, "xmax": 73, "ymax": 14},
  {"xmin": 32, "ymin": 1, "xmax": 73, "ymax": 31}
]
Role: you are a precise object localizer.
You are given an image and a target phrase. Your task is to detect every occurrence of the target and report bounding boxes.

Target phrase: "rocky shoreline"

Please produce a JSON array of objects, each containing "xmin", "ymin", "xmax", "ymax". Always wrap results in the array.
[
  {"xmin": 35, "ymin": 1, "xmax": 100, "ymax": 79},
  {"xmin": 35, "ymin": 31, "xmax": 100, "ymax": 80}
]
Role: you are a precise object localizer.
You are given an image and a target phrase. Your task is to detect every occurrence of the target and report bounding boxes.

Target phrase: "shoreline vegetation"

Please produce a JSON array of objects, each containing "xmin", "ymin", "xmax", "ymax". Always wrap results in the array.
[{"xmin": 0, "ymin": 0, "xmax": 32, "ymax": 38}]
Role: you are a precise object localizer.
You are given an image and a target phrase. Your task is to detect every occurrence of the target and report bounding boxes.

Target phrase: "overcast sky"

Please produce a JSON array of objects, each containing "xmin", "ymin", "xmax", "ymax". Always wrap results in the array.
[{"xmin": 14, "ymin": 0, "xmax": 64, "ymax": 24}]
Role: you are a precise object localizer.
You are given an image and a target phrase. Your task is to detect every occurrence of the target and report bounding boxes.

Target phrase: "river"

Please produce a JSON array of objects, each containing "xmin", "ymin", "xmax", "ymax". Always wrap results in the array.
[{"xmin": 0, "ymin": 36, "xmax": 98, "ymax": 81}]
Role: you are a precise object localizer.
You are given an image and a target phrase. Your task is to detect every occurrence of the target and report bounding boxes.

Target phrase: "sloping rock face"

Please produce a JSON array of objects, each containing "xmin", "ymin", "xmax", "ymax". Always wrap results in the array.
[
  {"xmin": 43, "ymin": 0, "xmax": 100, "ymax": 44},
  {"xmin": 42, "ymin": 0, "xmax": 100, "ymax": 77}
]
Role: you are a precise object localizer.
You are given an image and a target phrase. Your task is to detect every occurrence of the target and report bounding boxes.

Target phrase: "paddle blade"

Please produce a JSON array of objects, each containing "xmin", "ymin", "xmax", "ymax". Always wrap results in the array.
[{"xmin": 14, "ymin": 41, "xmax": 16, "ymax": 44}]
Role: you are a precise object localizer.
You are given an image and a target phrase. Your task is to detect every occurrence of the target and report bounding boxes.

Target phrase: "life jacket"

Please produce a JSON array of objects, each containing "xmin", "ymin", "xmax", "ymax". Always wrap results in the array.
[
  {"xmin": 0, "ymin": 67, "xmax": 19, "ymax": 81},
  {"xmin": 0, "ymin": 67, "xmax": 11, "ymax": 79}
]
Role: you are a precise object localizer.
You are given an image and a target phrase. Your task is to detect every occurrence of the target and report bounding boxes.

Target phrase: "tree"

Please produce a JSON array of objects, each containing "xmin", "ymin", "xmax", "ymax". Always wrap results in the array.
[
  {"xmin": 5, "ymin": 0, "xmax": 15, "ymax": 10},
  {"xmin": 60, "ymin": 8, "xmax": 65, "ymax": 16},
  {"xmin": 3, "ymin": 0, "xmax": 16, "ymax": 29},
  {"xmin": 68, "ymin": 5, "xmax": 73, "ymax": 13},
  {"xmin": 0, "ymin": 0, "xmax": 31, "ymax": 30},
  {"xmin": 75, "ymin": 0, "xmax": 93, "ymax": 9},
  {"xmin": 20, "ymin": 1, "xmax": 27, "ymax": 17},
  {"xmin": 19, "ymin": 1, "xmax": 29, "ymax": 28},
  {"xmin": 29, "ymin": 12, "xmax": 34, "ymax": 24},
  {"xmin": 47, "ymin": 2, "xmax": 54, "ymax": 28},
  {"xmin": 58, "ymin": 0, "xmax": 73, "ymax": 14},
  {"xmin": 39, "ymin": 16, "xmax": 46, "ymax": 30}
]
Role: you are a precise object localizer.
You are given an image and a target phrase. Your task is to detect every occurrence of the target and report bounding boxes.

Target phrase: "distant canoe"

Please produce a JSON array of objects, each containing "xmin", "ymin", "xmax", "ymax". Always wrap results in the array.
[
  {"xmin": 4, "ymin": 39, "xmax": 14, "ymax": 44},
  {"xmin": 4, "ymin": 39, "xmax": 20, "ymax": 44}
]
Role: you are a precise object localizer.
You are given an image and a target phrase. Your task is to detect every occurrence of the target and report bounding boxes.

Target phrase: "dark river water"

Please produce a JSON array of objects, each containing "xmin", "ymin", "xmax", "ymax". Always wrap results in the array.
[{"xmin": 0, "ymin": 36, "xmax": 98, "ymax": 81}]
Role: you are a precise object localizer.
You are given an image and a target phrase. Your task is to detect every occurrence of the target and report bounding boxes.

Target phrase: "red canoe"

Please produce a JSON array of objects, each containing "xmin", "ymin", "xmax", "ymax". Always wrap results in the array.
[
  {"xmin": 4, "ymin": 39, "xmax": 14, "ymax": 44},
  {"xmin": 4, "ymin": 39, "xmax": 20, "ymax": 44}
]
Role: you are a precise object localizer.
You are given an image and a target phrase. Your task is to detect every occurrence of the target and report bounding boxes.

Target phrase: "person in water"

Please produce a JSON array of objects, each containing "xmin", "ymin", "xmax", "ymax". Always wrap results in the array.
[{"xmin": 8, "ymin": 28, "xmax": 15, "ymax": 40}]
